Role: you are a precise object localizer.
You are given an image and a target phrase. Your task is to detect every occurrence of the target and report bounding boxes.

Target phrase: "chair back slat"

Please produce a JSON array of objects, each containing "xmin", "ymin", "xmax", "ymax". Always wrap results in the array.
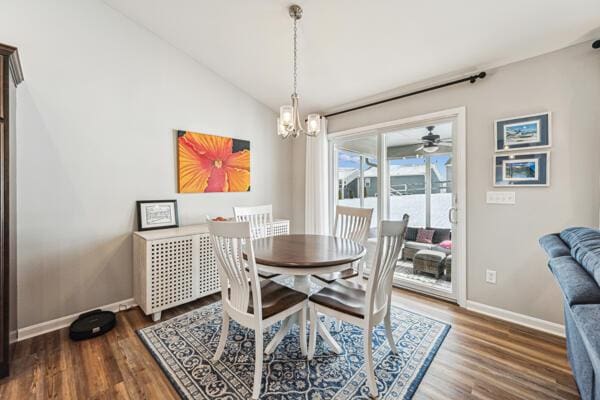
[
  {"xmin": 233, "ymin": 205, "xmax": 273, "ymax": 240},
  {"xmin": 366, "ymin": 215, "xmax": 409, "ymax": 316},
  {"xmin": 208, "ymin": 221, "xmax": 261, "ymax": 318},
  {"xmin": 333, "ymin": 206, "xmax": 373, "ymax": 245}
]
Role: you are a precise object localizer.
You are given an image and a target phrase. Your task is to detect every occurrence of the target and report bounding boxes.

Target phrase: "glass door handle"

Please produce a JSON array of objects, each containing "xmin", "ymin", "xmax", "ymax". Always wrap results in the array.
[{"xmin": 448, "ymin": 207, "xmax": 458, "ymax": 224}]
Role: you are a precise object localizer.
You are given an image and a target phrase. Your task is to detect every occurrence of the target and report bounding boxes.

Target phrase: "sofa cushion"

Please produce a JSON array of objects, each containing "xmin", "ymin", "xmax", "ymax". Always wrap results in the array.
[
  {"xmin": 406, "ymin": 227, "xmax": 418, "ymax": 242},
  {"xmin": 405, "ymin": 241, "xmax": 434, "ymax": 251},
  {"xmin": 406, "ymin": 227, "xmax": 451, "ymax": 244},
  {"xmin": 549, "ymin": 256, "xmax": 600, "ymax": 306},
  {"xmin": 431, "ymin": 228, "xmax": 451, "ymax": 244},
  {"xmin": 416, "ymin": 228, "xmax": 435, "ymax": 244},
  {"xmin": 560, "ymin": 227, "xmax": 600, "ymax": 287},
  {"xmin": 539, "ymin": 234, "xmax": 571, "ymax": 258},
  {"xmin": 570, "ymin": 304, "xmax": 600, "ymax": 373}
]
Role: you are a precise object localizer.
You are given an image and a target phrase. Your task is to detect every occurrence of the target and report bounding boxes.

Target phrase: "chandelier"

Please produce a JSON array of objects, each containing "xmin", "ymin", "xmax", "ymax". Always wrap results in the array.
[{"xmin": 278, "ymin": 5, "xmax": 321, "ymax": 138}]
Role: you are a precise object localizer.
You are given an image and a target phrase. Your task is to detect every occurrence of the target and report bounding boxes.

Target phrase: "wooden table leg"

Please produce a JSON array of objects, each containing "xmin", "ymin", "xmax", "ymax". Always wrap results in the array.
[
  {"xmin": 265, "ymin": 274, "xmax": 343, "ymax": 355},
  {"xmin": 265, "ymin": 316, "xmax": 293, "ymax": 354},
  {"xmin": 317, "ymin": 318, "xmax": 342, "ymax": 354}
]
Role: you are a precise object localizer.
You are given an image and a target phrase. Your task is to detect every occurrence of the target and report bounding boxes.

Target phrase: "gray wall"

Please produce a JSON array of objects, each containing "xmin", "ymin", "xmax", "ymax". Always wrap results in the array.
[
  {"xmin": 0, "ymin": 0, "xmax": 293, "ymax": 328},
  {"xmin": 294, "ymin": 42, "xmax": 600, "ymax": 324}
]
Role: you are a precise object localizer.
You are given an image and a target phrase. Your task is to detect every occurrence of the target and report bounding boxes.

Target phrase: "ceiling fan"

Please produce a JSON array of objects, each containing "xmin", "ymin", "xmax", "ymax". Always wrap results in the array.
[{"xmin": 415, "ymin": 126, "xmax": 452, "ymax": 153}]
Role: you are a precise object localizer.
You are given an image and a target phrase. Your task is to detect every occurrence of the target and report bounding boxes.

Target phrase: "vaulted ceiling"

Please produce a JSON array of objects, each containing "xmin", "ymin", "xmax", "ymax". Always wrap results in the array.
[{"xmin": 103, "ymin": 0, "xmax": 600, "ymax": 113}]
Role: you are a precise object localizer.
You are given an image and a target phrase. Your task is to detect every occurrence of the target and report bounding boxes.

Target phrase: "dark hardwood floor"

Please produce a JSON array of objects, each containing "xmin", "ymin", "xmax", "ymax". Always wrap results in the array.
[{"xmin": 0, "ymin": 285, "xmax": 578, "ymax": 399}]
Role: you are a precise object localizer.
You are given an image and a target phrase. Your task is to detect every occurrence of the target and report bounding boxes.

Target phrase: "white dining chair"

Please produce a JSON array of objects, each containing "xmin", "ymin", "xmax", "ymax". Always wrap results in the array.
[
  {"xmin": 307, "ymin": 215, "xmax": 409, "ymax": 398},
  {"xmin": 233, "ymin": 204, "xmax": 280, "ymax": 279},
  {"xmin": 208, "ymin": 220, "xmax": 308, "ymax": 399},
  {"xmin": 233, "ymin": 204, "xmax": 273, "ymax": 239},
  {"xmin": 315, "ymin": 205, "xmax": 373, "ymax": 284}
]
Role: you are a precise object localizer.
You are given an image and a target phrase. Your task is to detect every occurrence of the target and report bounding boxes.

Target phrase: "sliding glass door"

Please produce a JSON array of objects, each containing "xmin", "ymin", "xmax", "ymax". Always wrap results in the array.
[
  {"xmin": 333, "ymin": 135, "xmax": 379, "ymax": 237},
  {"xmin": 330, "ymin": 116, "xmax": 461, "ymax": 303},
  {"xmin": 384, "ymin": 122, "xmax": 454, "ymax": 299}
]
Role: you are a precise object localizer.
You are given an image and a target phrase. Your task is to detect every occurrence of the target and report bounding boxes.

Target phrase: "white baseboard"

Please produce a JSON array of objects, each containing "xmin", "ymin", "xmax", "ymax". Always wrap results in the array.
[
  {"xmin": 17, "ymin": 298, "xmax": 137, "ymax": 342},
  {"xmin": 466, "ymin": 300, "xmax": 565, "ymax": 337}
]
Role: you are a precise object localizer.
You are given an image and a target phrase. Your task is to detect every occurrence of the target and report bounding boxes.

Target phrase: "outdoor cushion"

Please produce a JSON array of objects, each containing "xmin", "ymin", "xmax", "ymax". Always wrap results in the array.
[
  {"xmin": 405, "ymin": 227, "xmax": 418, "ymax": 242},
  {"xmin": 431, "ymin": 228, "xmax": 451, "ymax": 244},
  {"xmin": 405, "ymin": 227, "xmax": 451, "ymax": 244},
  {"xmin": 416, "ymin": 229, "xmax": 435, "ymax": 244},
  {"xmin": 539, "ymin": 234, "xmax": 571, "ymax": 258},
  {"xmin": 414, "ymin": 249, "xmax": 446, "ymax": 262},
  {"xmin": 560, "ymin": 228, "xmax": 600, "ymax": 287},
  {"xmin": 549, "ymin": 256, "xmax": 600, "ymax": 306},
  {"xmin": 405, "ymin": 241, "xmax": 435, "ymax": 251},
  {"xmin": 438, "ymin": 240, "xmax": 452, "ymax": 250}
]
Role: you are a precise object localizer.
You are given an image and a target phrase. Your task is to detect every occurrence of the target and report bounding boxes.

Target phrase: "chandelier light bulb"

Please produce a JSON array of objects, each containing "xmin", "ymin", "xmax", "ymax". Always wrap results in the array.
[
  {"xmin": 277, "ymin": 118, "xmax": 288, "ymax": 138},
  {"xmin": 280, "ymin": 105, "xmax": 293, "ymax": 126},
  {"xmin": 307, "ymin": 114, "xmax": 321, "ymax": 134}
]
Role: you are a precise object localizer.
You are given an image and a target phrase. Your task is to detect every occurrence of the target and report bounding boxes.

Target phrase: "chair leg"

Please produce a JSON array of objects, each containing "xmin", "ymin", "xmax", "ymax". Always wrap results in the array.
[
  {"xmin": 212, "ymin": 311, "xmax": 229, "ymax": 362},
  {"xmin": 335, "ymin": 319, "xmax": 343, "ymax": 332},
  {"xmin": 308, "ymin": 305, "xmax": 318, "ymax": 360},
  {"xmin": 252, "ymin": 329, "xmax": 264, "ymax": 399},
  {"xmin": 299, "ymin": 307, "xmax": 307, "ymax": 356},
  {"xmin": 364, "ymin": 325, "xmax": 378, "ymax": 397},
  {"xmin": 358, "ymin": 260, "xmax": 364, "ymax": 280},
  {"xmin": 384, "ymin": 311, "xmax": 398, "ymax": 354},
  {"xmin": 384, "ymin": 308, "xmax": 398, "ymax": 355}
]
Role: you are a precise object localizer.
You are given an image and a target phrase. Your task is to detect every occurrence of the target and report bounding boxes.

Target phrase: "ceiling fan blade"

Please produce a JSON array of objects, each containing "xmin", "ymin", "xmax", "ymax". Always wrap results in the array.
[
  {"xmin": 438, "ymin": 142, "xmax": 453, "ymax": 147},
  {"xmin": 415, "ymin": 145, "xmax": 425, "ymax": 151}
]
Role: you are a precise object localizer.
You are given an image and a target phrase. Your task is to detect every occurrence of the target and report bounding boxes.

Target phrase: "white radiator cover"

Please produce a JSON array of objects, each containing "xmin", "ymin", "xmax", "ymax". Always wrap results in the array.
[{"xmin": 133, "ymin": 220, "xmax": 289, "ymax": 320}]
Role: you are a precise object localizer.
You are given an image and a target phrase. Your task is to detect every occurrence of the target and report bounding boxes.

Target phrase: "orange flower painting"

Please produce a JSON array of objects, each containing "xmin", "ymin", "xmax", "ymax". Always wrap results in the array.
[{"xmin": 177, "ymin": 130, "xmax": 250, "ymax": 193}]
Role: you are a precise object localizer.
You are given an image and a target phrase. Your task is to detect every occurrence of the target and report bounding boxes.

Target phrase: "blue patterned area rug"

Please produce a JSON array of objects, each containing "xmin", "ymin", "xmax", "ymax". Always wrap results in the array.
[{"xmin": 138, "ymin": 301, "xmax": 450, "ymax": 399}]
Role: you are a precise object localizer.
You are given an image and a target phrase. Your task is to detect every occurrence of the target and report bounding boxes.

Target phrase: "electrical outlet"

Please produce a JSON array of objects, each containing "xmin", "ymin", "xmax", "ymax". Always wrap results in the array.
[
  {"xmin": 486, "ymin": 269, "xmax": 497, "ymax": 284},
  {"xmin": 486, "ymin": 191, "xmax": 516, "ymax": 204}
]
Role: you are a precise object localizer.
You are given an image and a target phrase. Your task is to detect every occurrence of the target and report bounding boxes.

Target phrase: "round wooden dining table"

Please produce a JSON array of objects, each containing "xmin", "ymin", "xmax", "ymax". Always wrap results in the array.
[{"xmin": 251, "ymin": 234, "xmax": 366, "ymax": 354}]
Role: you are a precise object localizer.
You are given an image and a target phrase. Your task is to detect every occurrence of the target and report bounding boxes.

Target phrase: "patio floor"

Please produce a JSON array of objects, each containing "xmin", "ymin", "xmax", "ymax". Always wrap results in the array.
[{"xmin": 394, "ymin": 259, "xmax": 452, "ymax": 292}]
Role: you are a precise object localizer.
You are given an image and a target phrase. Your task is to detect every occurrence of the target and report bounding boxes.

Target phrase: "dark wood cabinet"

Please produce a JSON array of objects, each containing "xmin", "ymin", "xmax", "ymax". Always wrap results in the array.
[{"xmin": 0, "ymin": 43, "xmax": 23, "ymax": 378}]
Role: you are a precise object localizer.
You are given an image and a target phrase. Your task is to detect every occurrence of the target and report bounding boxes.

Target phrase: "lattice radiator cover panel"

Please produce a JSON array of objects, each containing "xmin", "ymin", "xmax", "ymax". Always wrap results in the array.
[
  {"xmin": 198, "ymin": 233, "xmax": 219, "ymax": 298},
  {"xmin": 133, "ymin": 220, "xmax": 289, "ymax": 319},
  {"xmin": 149, "ymin": 237, "xmax": 195, "ymax": 310}
]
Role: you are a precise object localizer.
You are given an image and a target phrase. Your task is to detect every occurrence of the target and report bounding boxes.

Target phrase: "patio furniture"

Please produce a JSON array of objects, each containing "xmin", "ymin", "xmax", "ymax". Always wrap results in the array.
[
  {"xmin": 315, "ymin": 205, "xmax": 373, "ymax": 284},
  {"xmin": 443, "ymin": 255, "xmax": 452, "ymax": 281},
  {"xmin": 402, "ymin": 227, "xmax": 451, "ymax": 261},
  {"xmin": 208, "ymin": 220, "xmax": 308, "ymax": 399},
  {"xmin": 413, "ymin": 249, "xmax": 446, "ymax": 278},
  {"xmin": 308, "ymin": 215, "xmax": 409, "ymax": 397},
  {"xmin": 233, "ymin": 204, "xmax": 280, "ymax": 279}
]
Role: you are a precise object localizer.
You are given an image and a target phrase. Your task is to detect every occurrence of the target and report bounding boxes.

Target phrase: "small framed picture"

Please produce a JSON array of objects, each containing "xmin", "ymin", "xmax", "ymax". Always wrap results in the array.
[
  {"xmin": 494, "ymin": 152, "xmax": 550, "ymax": 187},
  {"xmin": 494, "ymin": 112, "xmax": 551, "ymax": 152},
  {"xmin": 136, "ymin": 200, "xmax": 179, "ymax": 231}
]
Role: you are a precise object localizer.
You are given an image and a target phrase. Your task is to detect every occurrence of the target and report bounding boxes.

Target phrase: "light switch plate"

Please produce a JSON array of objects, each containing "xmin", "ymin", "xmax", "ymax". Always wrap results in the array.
[
  {"xmin": 486, "ymin": 269, "xmax": 497, "ymax": 284},
  {"xmin": 486, "ymin": 191, "xmax": 516, "ymax": 204}
]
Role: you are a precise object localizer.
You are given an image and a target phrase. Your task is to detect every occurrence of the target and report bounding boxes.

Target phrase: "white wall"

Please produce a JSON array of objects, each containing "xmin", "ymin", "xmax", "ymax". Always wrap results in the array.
[
  {"xmin": 294, "ymin": 42, "xmax": 600, "ymax": 325},
  {"xmin": 0, "ymin": 0, "xmax": 293, "ymax": 328}
]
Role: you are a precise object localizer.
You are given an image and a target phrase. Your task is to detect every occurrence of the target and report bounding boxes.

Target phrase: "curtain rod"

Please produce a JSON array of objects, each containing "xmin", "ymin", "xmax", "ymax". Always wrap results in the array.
[{"xmin": 324, "ymin": 72, "xmax": 486, "ymax": 118}]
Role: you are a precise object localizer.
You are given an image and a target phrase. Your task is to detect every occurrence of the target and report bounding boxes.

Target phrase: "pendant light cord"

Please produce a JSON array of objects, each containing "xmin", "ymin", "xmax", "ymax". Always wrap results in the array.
[{"xmin": 293, "ymin": 16, "xmax": 298, "ymax": 96}]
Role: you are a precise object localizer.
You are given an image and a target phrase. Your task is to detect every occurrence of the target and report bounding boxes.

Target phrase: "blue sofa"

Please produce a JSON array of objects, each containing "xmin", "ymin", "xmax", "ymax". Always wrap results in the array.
[{"xmin": 540, "ymin": 227, "xmax": 600, "ymax": 400}]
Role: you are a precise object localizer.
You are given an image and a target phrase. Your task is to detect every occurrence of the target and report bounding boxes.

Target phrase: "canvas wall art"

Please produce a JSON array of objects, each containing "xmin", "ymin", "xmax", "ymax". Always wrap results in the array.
[
  {"xmin": 494, "ymin": 112, "xmax": 551, "ymax": 152},
  {"xmin": 494, "ymin": 152, "xmax": 549, "ymax": 187},
  {"xmin": 177, "ymin": 130, "xmax": 250, "ymax": 193}
]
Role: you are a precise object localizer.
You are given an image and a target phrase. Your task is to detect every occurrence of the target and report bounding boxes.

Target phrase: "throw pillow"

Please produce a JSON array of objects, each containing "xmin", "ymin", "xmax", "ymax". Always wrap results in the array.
[
  {"xmin": 439, "ymin": 240, "xmax": 452, "ymax": 249},
  {"xmin": 416, "ymin": 228, "xmax": 435, "ymax": 244}
]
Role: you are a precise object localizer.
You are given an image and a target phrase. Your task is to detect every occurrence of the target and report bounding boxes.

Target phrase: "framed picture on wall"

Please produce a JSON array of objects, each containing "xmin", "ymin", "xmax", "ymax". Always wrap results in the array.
[
  {"xmin": 493, "ymin": 152, "xmax": 550, "ymax": 187},
  {"xmin": 494, "ymin": 112, "xmax": 551, "ymax": 152},
  {"xmin": 136, "ymin": 200, "xmax": 179, "ymax": 231}
]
